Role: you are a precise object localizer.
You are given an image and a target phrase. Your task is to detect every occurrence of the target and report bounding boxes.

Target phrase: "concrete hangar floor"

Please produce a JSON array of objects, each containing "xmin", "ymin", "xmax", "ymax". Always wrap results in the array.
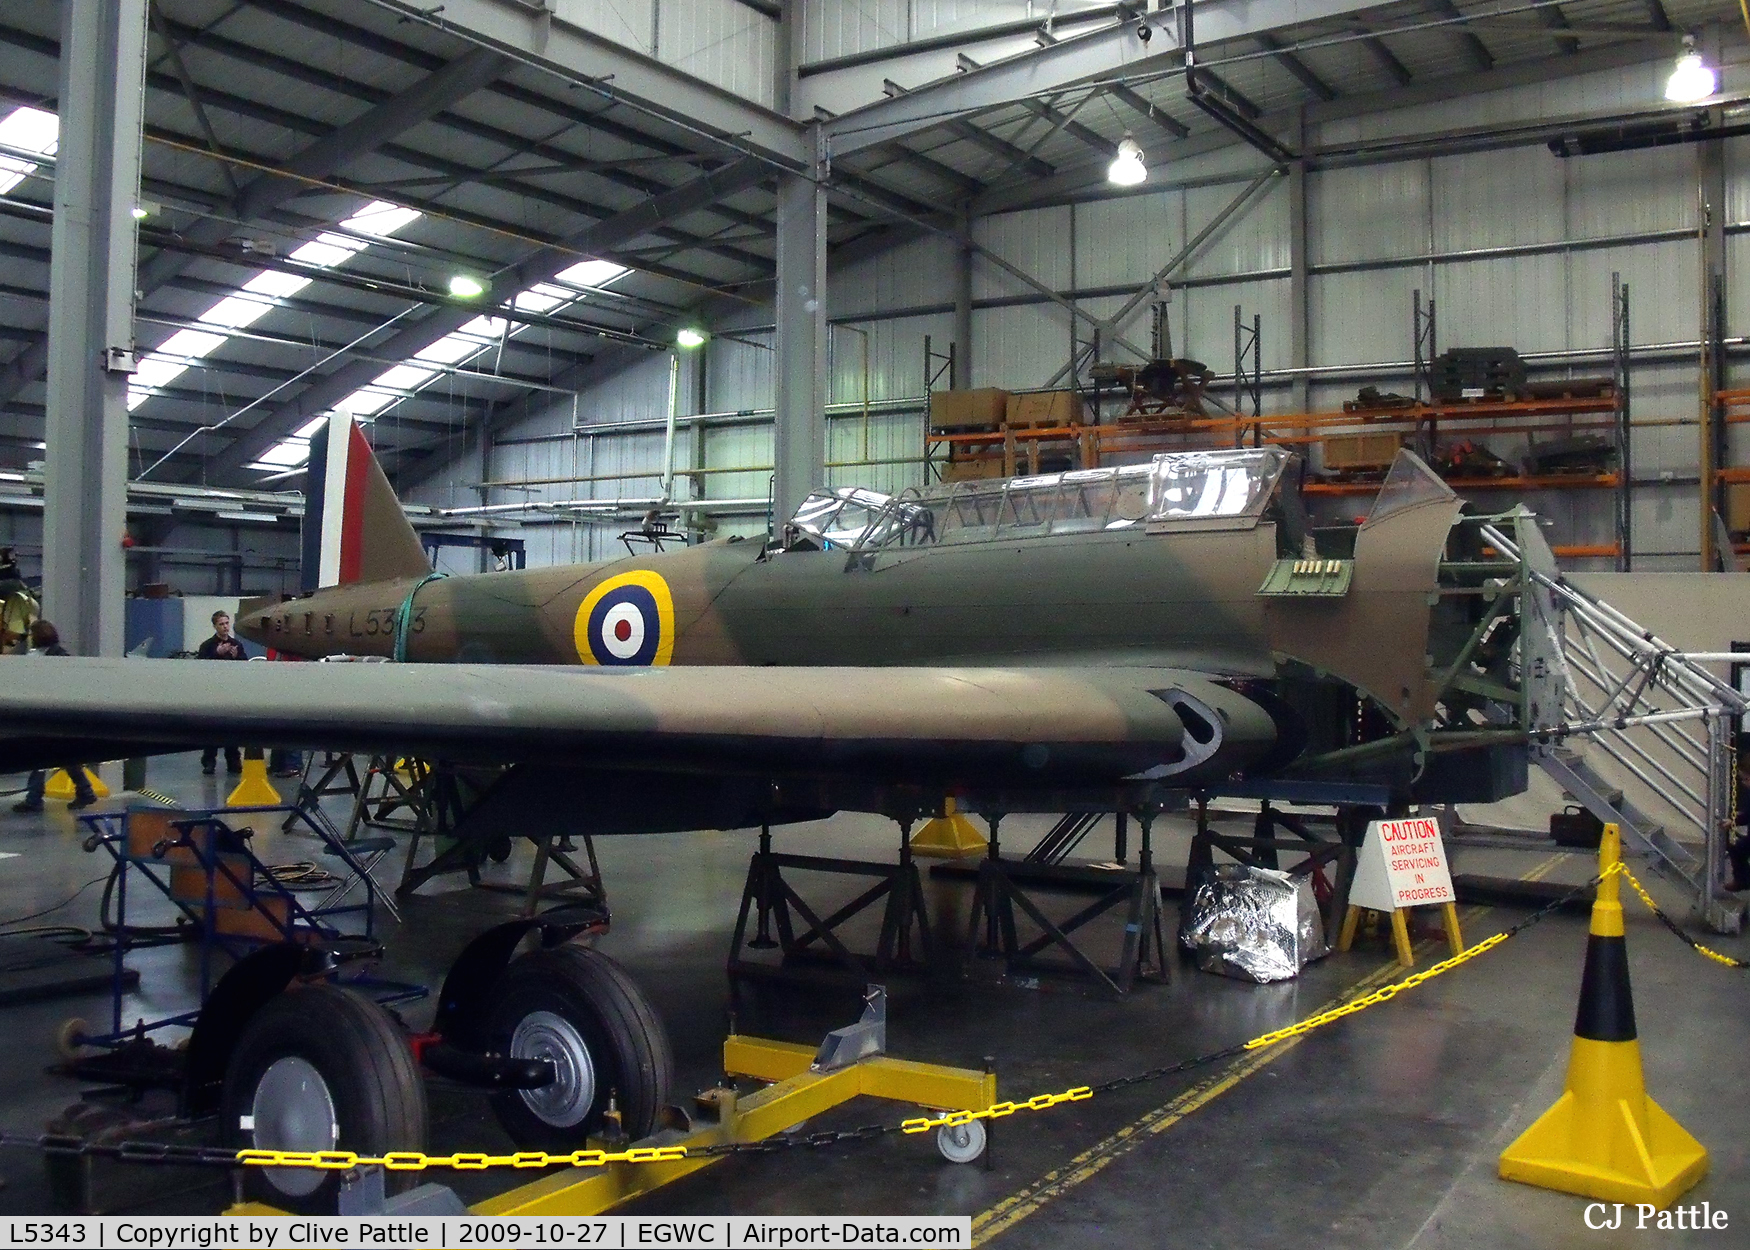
[{"xmin": 0, "ymin": 752, "xmax": 1744, "ymax": 1247}]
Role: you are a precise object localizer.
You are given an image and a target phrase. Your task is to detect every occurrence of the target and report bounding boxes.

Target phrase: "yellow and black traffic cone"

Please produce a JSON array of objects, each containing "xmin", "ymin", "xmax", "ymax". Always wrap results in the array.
[{"xmin": 1498, "ymin": 824, "xmax": 1708, "ymax": 1207}]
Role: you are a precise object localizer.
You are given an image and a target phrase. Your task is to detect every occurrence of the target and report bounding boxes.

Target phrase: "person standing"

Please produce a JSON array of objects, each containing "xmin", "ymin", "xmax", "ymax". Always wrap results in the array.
[
  {"xmin": 197, "ymin": 609, "xmax": 247, "ymax": 775},
  {"xmin": 11, "ymin": 620, "xmax": 97, "ymax": 812}
]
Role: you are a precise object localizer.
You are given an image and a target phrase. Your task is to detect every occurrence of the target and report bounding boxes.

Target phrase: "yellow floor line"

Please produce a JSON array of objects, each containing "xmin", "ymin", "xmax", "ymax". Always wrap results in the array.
[
  {"xmin": 972, "ymin": 850, "xmax": 1574, "ymax": 1244},
  {"xmin": 971, "ymin": 958, "xmax": 1405, "ymax": 1245}
]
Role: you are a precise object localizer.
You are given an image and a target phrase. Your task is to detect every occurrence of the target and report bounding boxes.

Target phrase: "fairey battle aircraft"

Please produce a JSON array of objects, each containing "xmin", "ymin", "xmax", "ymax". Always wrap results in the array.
[
  {"xmin": 0, "ymin": 416, "xmax": 1534, "ymax": 1200},
  {"xmin": 3, "ymin": 415, "xmax": 1523, "ymax": 805}
]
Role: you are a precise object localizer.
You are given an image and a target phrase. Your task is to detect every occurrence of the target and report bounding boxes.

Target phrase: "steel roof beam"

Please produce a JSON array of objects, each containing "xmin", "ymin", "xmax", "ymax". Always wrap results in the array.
[
  {"xmin": 819, "ymin": 0, "xmax": 1396, "ymax": 154},
  {"xmin": 1429, "ymin": 0, "xmax": 1495, "ymax": 73},
  {"xmin": 1355, "ymin": 30, "xmax": 1413, "ymax": 87},
  {"xmin": 356, "ymin": 0, "xmax": 807, "ymax": 170},
  {"xmin": 217, "ymin": 1, "xmax": 834, "ymax": 228},
  {"xmin": 881, "ymin": 79, "xmax": 1054, "ymax": 178},
  {"xmin": 149, "ymin": 17, "xmax": 802, "ymax": 247},
  {"xmin": 1533, "ymin": 1, "xmax": 1581, "ymax": 56},
  {"xmin": 198, "ymin": 157, "xmax": 770, "ymax": 484},
  {"xmin": 0, "ymin": 18, "xmax": 788, "ymax": 276},
  {"xmin": 135, "ymin": 45, "xmax": 512, "ymax": 298},
  {"xmin": 1105, "ymin": 82, "xmax": 1189, "ymax": 140},
  {"xmin": 955, "ymin": 51, "xmax": 1111, "ymax": 158},
  {"xmin": 1254, "ymin": 33, "xmax": 1337, "ymax": 102}
]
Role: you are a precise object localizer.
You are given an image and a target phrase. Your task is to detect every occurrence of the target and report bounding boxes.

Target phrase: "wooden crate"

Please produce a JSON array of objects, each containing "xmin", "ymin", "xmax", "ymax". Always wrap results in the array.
[
  {"xmin": 929, "ymin": 388, "xmax": 1010, "ymax": 430},
  {"xmin": 1005, "ymin": 390, "xmax": 1084, "ymax": 428},
  {"xmin": 1324, "ymin": 432, "xmax": 1403, "ymax": 471}
]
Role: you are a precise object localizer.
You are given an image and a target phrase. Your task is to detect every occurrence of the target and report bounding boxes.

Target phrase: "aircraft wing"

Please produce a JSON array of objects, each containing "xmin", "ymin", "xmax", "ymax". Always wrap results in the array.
[{"xmin": 0, "ymin": 657, "xmax": 1282, "ymax": 785}]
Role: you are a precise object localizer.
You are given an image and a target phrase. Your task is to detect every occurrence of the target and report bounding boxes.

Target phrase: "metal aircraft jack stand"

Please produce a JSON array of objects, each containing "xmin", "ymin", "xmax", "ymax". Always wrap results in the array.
[
  {"xmin": 963, "ymin": 811, "xmax": 1169, "ymax": 995},
  {"xmin": 1498, "ymin": 826, "xmax": 1708, "ymax": 1208},
  {"xmin": 371, "ymin": 759, "xmax": 605, "ymax": 916},
  {"xmin": 279, "ymin": 751, "xmax": 368, "ymax": 833},
  {"xmin": 44, "ymin": 767, "xmax": 109, "ymax": 800},
  {"xmin": 728, "ymin": 824, "xmax": 933, "ymax": 987},
  {"xmin": 459, "ymin": 987, "xmax": 997, "ymax": 1218},
  {"xmin": 225, "ymin": 749, "xmax": 281, "ymax": 808}
]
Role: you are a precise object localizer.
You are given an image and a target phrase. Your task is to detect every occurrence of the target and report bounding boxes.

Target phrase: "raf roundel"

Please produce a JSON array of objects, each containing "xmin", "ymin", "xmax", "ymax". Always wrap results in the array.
[{"xmin": 574, "ymin": 570, "xmax": 676, "ymax": 666}]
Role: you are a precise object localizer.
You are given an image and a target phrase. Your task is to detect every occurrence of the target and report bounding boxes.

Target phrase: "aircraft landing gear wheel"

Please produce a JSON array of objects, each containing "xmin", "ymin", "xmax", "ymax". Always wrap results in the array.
[
  {"xmin": 936, "ymin": 1118, "xmax": 986, "ymax": 1164},
  {"xmin": 221, "ymin": 984, "xmax": 427, "ymax": 1213},
  {"xmin": 55, "ymin": 1017, "xmax": 89, "ymax": 1062},
  {"xmin": 484, "ymin": 944, "xmax": 673, "ymax": 1150}
]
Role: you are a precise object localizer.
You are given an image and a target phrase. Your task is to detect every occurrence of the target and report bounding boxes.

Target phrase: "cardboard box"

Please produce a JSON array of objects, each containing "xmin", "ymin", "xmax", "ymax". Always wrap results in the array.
[
  {"xmin": 1324, "ymin": 432, "xmax": 1402, "ymax": 472},
  {"xmin": 1727, "ymin": 482, "xmax": 1750, "ymax": 534},
  {"xmin": 942, "ymin": 457, "xmax": 1006, "ymax": 482},
  {"xmin": 1005, "ymin": 390, "xmax": 1084, "ymax": 429},
  {"xmin": 930, "ymin": 388, "xmax": 1010, "ymax": 430}
]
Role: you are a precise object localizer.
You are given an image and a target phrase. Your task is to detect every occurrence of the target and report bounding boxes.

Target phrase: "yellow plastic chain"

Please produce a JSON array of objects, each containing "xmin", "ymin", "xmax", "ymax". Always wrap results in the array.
[
  {"xmin": 899, "ymin": 1088, "xmax": 1093, "ymax": 1135},
  {"xmin": 1242, "ymin": 929, "xmax": 1512, "ymax": 1050},
  {"xmin": 255, "ymin": 858, "xmax": 1750, "ymax": 1173},
  {"xmin": 237, "ymin": 1145, "xmax": 690, "ymax": 1172},
  {"xmin": 1618, "ymin": 863, "xmax": 1750, "ymax": 969}
]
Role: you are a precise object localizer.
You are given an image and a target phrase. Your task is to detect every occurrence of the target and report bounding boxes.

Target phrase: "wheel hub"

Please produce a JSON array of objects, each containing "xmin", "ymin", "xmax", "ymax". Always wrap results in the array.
[
  {"xmin": 249, "ymin": 1055, "xmax": 338, "ymax": 1197},
  {"xmin": 511, "ymin": 1010, "xmax": 596, "ymax": 1128}
]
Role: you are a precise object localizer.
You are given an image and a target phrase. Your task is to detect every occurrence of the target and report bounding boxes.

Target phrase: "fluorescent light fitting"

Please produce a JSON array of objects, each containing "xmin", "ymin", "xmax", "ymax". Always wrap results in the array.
[
  {"xmin": 1108, "ymin": 133, "xmax": 1147, "ymax": 187},
  {"xmin": 676, "ymin": 327, "xmax": 707, "ymax": 348},
  {"xmin": 1665, "ymin": 39, "xmax": 1717, "ymax": 102},
  {"xmin": 131, "ymin": 205, "xmax": 149, "ymax": 220},
  {"xmin": 449, "ymin": 274, "xmax": 488, "ymax": 298}
]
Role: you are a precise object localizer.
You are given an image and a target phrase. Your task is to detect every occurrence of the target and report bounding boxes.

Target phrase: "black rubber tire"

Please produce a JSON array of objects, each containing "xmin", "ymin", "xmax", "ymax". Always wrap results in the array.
[
  {"xmin": 221, "ymin": 983, "xmax": 427, "ymax": 1212},
  {"xmin": 484, "ymin": 944, "xmax": 673, "ymax": 1149}
]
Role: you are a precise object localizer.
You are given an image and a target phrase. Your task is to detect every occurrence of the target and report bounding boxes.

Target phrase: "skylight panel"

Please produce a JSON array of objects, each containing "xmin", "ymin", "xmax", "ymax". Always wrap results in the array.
[
  {"xmin": 553, "ymin": 259, "xmax": 628, "ymax": 290},
  {"xmin": 335, "ymin": 389, "xmax": 398, "ymax": 417},
  {"xmin": 294, "ymin": 417, "xmax": 328, "ymax": 438},
  {"xmin": 289, "ymin": 233, "xmax": 367, "ymax": 268},
  {"xmin": 332, "ymin": 264, "xmax": 635, "ymax": 423},
  {"xmin": 0, "ymin": 106, "xmax": 58, "ymax": 196},
  {"xmin": 372, "ymin": 364, "xmax": 438, "ymax": 391},
  {"xmin": 242, "ymin": 270, "xmax": 312, "ymax": 300},
  {"xmin": 458, "ymin": 315, "xmax": 509, "ymax": 340},
  {"xmin": 252, "ymin": 439, "xmax": 311, "ymax": 468},
  {"xmin": 129, "ymin": 356, "xmax": 191, "ymax": 392},
  {"xmin": 134, "ymin": 198, "xmax": 422, "ymax": 426},
  {"xmin": 157, "ymin": 329, "xmax": 230, "ymax": 360},
  {"xmin": 342, "ymin": 201, "xmax": 422, "ymax": 237},
  {"xmin": 514, "ymin": 287, "xmax": 566, "ymax": 314},
  {"xmin": 197, "ymin": 294, "xmax": 276, "ymax": 331},
  {"xmin": 413, "ymin": 335, "xmax": 481, "ymax": 365}
]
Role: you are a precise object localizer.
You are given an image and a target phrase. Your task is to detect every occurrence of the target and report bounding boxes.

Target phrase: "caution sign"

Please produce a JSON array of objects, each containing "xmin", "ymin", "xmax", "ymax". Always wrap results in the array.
[
  {"xmin": 1349, "ymin": 816, "xmax": 1455, "ymax": 911},
  {"xmin": 574, "ymin": 570, "xmax": 676, "ymax": 666}
]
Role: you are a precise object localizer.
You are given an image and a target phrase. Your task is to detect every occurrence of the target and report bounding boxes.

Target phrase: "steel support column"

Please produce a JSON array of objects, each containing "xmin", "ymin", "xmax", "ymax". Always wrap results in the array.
[
  {"xmin": 953, "ymin": 206, "xmax": 973, "ymax": 388},
  {"xmin": 773, "ymin": 144, "xmax": 827, "ymax": 531},
  {"xmin": 43, "ymin": 0, "xmax": 148, "ymax": 658},
  {"xmin": 1289, "ymin": 110, "xmax": 1310, "ymax": 413},
  {"xmin": 1699, "ymin": 21, "xmax": 1727, "ymax": 570}
]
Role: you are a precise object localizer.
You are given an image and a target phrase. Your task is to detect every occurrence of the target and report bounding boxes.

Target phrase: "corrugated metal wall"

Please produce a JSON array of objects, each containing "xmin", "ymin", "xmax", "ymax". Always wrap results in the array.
[
  {"xmin": 554, "ymin": 0, "xmax": 778, "ymax": 109},
  {"xmin": 407, "ymin": 57, "xmax": 1750, "ymax": 573}
]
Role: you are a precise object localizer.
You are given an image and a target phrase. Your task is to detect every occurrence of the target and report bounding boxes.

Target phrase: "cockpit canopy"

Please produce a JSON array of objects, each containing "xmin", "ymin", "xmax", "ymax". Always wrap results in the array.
[{"xmin": 782, "ymin": 449, "xmax": 1299, "ymax": 556}]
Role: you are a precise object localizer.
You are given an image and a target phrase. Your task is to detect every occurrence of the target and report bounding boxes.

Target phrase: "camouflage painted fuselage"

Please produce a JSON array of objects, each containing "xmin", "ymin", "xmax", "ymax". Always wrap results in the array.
[{"xmin": 241, "ymin": 496, "xmax": 1459, "ymax": 731}]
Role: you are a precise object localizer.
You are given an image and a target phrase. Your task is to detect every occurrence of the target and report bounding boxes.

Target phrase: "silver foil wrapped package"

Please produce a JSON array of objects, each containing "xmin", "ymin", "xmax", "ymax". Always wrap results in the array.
[{"xmin": 1181, "ymin": 864, "xmax": 1328, "ymax": 983}]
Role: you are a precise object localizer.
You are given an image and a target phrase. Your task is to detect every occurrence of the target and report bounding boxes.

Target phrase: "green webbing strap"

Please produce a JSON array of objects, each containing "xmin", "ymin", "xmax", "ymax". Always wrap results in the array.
[{"xmin": 392, "ymin": 572, "xmax": 447, "ymax": 662}]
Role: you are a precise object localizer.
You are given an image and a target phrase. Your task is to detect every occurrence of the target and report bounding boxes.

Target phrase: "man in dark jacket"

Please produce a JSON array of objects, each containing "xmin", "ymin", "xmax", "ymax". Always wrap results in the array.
[
  {"xmin": 11, "ymin": 620, "xmax": 97, "ymax": 812},
  {"xmin": 197, "ymin": 610, "xmax": 246, "ymax": 775}
]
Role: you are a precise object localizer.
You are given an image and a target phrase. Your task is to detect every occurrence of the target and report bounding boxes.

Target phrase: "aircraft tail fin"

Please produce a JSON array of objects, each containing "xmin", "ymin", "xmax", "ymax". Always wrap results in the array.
[{"xmin": 302, "ymin": 415, "xmax": 430, "ymax": 592}]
